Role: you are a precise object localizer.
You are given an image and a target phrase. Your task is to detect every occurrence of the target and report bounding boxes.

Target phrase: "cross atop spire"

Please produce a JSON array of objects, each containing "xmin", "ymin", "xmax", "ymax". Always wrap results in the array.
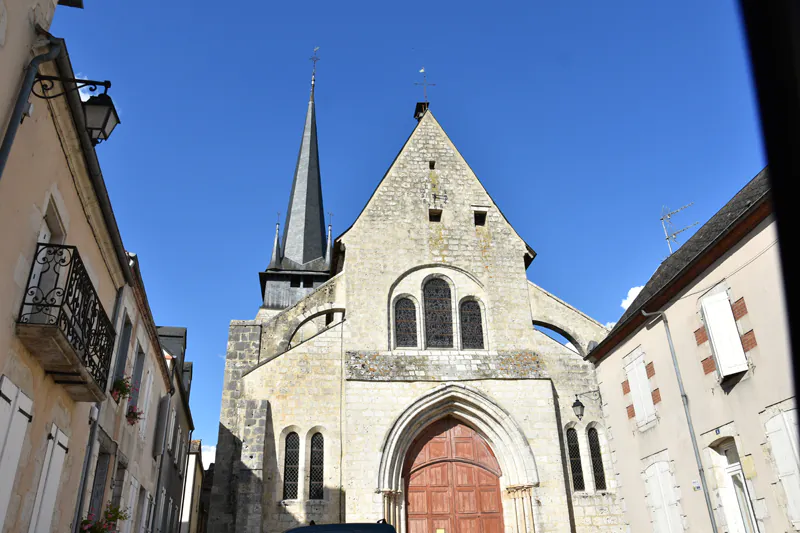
[
  {"xmin": 415, "ymin": 67, "xmax": 436, "ymax": 103},
  {"xmin": 310, "ymin": 46, "xmax": 320, "ymax": 101}
]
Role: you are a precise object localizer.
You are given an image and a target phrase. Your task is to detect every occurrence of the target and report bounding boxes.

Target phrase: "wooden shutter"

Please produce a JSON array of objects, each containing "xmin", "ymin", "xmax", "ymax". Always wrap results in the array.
[
  {"xmin": 88, "ymin": 452, "xmax": 111, "ymax": 518},
  {"xmin": 122, "ymin": 477, "xmax": 139, "ymax": 533},
  {"xmin": 155, "ymin": 489, "xmax": 166, "ymax": 533},
  {"xmin": 166, "ymin": 408, "xmax": 176, "ymax": 452},
  {"xmin": 0, "ymin": 377, "xmax": 33, "ymax": 528},
  {"xmin": 765, "ymin": 409, "xmax": 800, "ymax": 525},
  {"xmin": 139, "ymin": 370, "xmax": 153, "ymax": 438},
  {"xmin": 28, "ymin": 425, "xmax": 68, "ymax": 533},
  {"xmin": 165, "ymin": 498, "xmax": 172, "ymax": 533},
  {"xmin": 153, "ymin": 396, "xmax": 169, "ymax": 458},
  {"xmin": 644, "ymin": 461, "xmax": 683, "ymax": 533},
  {"xmin": 129, "ymin": 349, "xmax": 145, "ymax": 408},
  {"xmin": 702, "ymin": 292, "xmax": 748, "ymax": 377},
  {"xmin": 625, "ymin": 353, "xmax": 655, "ymax": 425}
]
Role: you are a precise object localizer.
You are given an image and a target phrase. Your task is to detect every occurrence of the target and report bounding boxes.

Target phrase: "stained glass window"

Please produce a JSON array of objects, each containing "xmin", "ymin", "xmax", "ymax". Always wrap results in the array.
[
  {"xmin": 588, "ymin": 427, "xmax": 606, "ymax": 490},
  {"xmin": 395, "ymin": 298, "xmax": 418, "ymax": 347},
  {"xmin": 566, "ymin": 428, "xmax": 585, "ymax": 491},
  {"xmin": 309, "ymin": 433, "xmax": 324, "ymax": 500},
  {"xmin": 460, "ymin": 300, "xmax": 484, "ymax": 349},
  {"xmin": 283, "ymin": 432, "xmax": 299, "ymax": 499},
  {"xmin": 424, "ymin": 279, "xmax": 453, "ymax": 348}
]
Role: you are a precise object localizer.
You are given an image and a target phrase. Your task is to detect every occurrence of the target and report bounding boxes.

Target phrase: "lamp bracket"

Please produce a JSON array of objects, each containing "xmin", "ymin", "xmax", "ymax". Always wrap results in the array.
[
  {"xmin": 575, "ymin": 389, "xmax": 601, "ymax": 401},
  {"xmin": 32, "ymin": 74, "xmax": 111, "ymax": 100}
]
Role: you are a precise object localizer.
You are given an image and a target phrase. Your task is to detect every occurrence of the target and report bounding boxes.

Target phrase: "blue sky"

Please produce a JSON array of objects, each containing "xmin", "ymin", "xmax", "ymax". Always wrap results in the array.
[{"xmin": 51, "ymin": 1, "xmax": 765, "ymax": 455}]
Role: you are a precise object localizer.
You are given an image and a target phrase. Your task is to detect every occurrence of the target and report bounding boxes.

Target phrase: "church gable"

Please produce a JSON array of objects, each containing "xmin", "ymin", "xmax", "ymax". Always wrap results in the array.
[{"xmin": 339, "ymin": 110, "xmax": 534, "ymax": 266}]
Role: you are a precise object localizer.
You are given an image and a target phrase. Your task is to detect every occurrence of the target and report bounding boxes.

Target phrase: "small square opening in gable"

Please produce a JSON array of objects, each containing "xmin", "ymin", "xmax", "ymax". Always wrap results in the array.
[
  {"xmin": 429, "ymin": 161, "xmax": 436, "ymax": 169},
  {"xmin": 429, "ymin": 209, "xmax": 442, "ymax": 222},
  {"xmin": 474, "ymin": 211, "xmax": 487, "ymax": 226}
]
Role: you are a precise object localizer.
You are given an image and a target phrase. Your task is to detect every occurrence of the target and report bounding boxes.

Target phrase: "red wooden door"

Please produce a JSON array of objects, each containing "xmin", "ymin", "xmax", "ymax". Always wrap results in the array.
[{"xmin": 405, "ymin": 418, "xmax": 504, "ymax": 533}]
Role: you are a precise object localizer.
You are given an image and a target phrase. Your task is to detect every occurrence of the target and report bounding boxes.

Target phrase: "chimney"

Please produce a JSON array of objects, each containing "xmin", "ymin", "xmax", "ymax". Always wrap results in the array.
[{"xmin": 414, "ymin": 102, "xmax": 429, "ymax": 121}]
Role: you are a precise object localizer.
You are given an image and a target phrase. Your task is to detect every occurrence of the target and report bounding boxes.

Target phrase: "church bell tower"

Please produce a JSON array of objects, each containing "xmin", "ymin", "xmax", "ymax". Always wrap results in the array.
[{"xmin": 258, "ymin": 56, "xmax": 331, "ymax": 316}]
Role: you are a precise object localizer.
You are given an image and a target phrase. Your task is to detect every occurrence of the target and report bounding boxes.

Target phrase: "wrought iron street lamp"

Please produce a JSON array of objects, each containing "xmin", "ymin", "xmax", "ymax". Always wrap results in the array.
[
  {"xmin": 571, "ymin": 389, "xmax": 601, "ymax": 420},
  {"xmin": 31, "ymin": 74, "xmax": 120, "ymax": 145}
]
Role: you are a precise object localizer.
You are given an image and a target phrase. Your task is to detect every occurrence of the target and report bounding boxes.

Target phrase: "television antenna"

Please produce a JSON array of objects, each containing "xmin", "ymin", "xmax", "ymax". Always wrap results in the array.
[{"xmin": 661, "ymin": 203, "xmax": 698, "ymax": 254}]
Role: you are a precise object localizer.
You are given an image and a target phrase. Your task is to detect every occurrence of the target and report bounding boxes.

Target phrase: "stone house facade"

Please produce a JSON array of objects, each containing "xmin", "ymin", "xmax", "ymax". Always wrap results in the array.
[
  {"xmin": 589, "ymin": 170, "xmax": 796, "ymax": 533},
  {"xmin": 1, "ymin": 5, "xmax": 195, "ymax": 532},
  {"xmin": 209, "ymin": 79, "xmax": 626, "ymax": 533}
]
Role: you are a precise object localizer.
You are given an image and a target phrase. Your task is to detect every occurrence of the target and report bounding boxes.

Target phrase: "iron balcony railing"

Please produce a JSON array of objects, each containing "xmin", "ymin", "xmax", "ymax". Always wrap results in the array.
[{"xmin": 16, "ymin": 243, "xmax": 115, "ymax": 392}]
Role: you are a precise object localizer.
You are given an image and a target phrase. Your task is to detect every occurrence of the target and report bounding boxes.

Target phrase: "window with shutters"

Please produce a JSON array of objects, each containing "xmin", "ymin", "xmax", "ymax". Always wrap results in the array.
[
  {"xmin": 625, "ymin": 350, "xmax": 657, "ymax": 428},
  {"xmin": 114, "ymin": 316, "xmax": 133, "ymax": 381},
  {"xmin": 566, "ymin": 427, "xmax": 585, "ymax": 491},
  {"xmin": 701, "ymin": 291, "xmax": 749, "ymax": 378},
  {"xmin": 765, "ymin": 409, "xmax": 800, "ymax": 527},
  {"xmin": 155, "ymin": 489, "xmax": 165, "ymax": 533},
  {"xmin": 424, "ymin": 278, "xmax": 453, "ymax": 348},
  {"xmin": 283, "ymin": 432, "xmax": 300, "ymax": 499},
  {"xmin": 460, "ymin": 299, "xmax": 484, "ymax": 349},
  {"xmin": 29, "ymin": 424, "xmax": 69, "ymax": 533},
  {"xmin": 309, "ymin": 433, "xmax": 324, "ymax": 500},
  {"xmin": 88, "ymin": 452, "xmax": 111, "ymax": 519},
  {"xmin": 587, "ymin": 427, "xmax": 606, "ymax": 491},
  {"xmin": 394, "ymin": 298, "xmax": 418, "ymax": 348},
  {"xmin": 128, "ymin": 347, "xmax": 145, "ymax": 408},
  {"xmin": 0, "ymin": 375, "xmax": 33, "ymax": 528},
  {"xmin": 643, "ymin": 460, "xmax": 683, "ymax": 533},
  {"xmin": 121, "ymin": 476, "xmax": 139, "ymax": 533}
]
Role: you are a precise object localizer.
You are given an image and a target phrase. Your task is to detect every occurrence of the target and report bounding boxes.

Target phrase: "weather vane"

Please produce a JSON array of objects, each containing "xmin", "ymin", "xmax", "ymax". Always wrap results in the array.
[
  {"xmin": 310, "ymin": 47, "xmax": 320, "ymax": 94},
  {"xmin": 415, "ymin": 67, "xmax": 436, "ymax": 103}
]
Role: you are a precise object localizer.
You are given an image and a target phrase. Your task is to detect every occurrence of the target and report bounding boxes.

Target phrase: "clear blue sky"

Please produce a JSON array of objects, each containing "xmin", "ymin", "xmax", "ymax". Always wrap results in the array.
[{"xmin": 51, "ymin": 1, "xmax": 765, "ymax": 452}]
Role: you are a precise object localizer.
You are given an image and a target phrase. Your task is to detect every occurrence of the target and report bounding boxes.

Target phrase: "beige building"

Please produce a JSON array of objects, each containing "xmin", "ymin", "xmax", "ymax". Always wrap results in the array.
[
  {"xmin": 588, "ymin": 170, "xmax": 796, "ymax": 533},
  {"xmin": 1, "ymin": 3, "xmax": 194, "ymax": 532},
  {"xmin": 210, "ymin": 78, "xmax": 626, "ymax": 532},
  {"xmin": 181, "ymin": 440, "xmax": 206, "ymax": 533}
]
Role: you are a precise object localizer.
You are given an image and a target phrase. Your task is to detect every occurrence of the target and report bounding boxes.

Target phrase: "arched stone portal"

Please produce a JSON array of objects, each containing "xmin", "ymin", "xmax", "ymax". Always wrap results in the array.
[
  {"xmin": 377, "ymin": 384, "xmax": 540, "ymax": 533},
  {"xmin": 405, "ymin": 417, "xmax": 505, "ymax": 533}
]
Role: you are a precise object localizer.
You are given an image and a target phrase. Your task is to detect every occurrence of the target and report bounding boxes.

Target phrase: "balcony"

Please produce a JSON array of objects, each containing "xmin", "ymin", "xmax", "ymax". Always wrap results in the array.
[{"xmin": 15, "ymin": 243, "xmax": 115, "ymax": 402}]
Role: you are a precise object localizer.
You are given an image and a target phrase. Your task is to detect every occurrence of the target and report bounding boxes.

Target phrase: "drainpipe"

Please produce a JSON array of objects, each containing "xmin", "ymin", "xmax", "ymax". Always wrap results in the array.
[
  {"xmin": 0, "ymin": 34, "xmax": 63, "ymax": 181},
  {"xmin": 72, "ymin": 286, "xmax": 124, "ymax": 532},
  {"xmin": 641, "ymin": 309, "xmax": 719, "ymax": 533}
]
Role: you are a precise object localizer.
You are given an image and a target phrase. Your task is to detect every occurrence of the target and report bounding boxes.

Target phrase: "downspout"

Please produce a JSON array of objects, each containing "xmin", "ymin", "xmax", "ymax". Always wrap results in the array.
[
  {"xmin": 154, "ymin": 360, "xmax": 177, "ymax": 533},
  {"xmin": 641, "ymin": 309, "xmax": 719, "ymax": 533},
  {"xmin": 72, "ymin": 286, "xmax": 124, "ymax": 532},
  {"xmin": 0, "ymin": 34, "xmax": 63, "ymax": 180}
]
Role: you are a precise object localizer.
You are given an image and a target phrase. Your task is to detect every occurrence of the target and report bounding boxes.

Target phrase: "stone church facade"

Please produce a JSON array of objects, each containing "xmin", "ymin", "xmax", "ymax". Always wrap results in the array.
[{"xmin": 209, "ymin": 75, "xmax": 626, "ymax": 533}]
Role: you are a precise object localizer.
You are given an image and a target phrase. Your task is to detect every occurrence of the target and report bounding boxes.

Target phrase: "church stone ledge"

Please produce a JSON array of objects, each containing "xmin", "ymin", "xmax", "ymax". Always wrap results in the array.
[{"xmin": 346, "ymin": 350, "xmax": 548, "ymax": 381}]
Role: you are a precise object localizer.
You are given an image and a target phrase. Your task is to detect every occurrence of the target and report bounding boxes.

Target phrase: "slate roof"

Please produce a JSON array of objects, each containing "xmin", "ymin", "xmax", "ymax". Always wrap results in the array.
[
  {"xmin": 592, "ymin": 167, "xmax": 771, "ymax": 360},
  {"xmin": 268, "ymin": 77, "xmax": 328, "ymax": 272}
]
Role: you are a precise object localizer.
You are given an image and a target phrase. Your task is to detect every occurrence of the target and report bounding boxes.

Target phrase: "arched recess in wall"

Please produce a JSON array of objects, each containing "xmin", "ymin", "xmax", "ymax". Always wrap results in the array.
[
  {"xmin": 285, "ymin": 307, "xmax": 347, "ymax": 350},
  {"xmin": 377, "ymin": 383, "xmax": 538, "ymax": 493},
  {"xmin": 532, "ymin": 321, "xmax": 584, "ymax": 356}
]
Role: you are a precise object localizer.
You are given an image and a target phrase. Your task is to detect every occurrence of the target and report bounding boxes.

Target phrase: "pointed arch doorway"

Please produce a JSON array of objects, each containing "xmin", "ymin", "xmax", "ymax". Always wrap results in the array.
[{"xmin": 405, "ymin": 417, "xmax": 505, "ymax": 533}]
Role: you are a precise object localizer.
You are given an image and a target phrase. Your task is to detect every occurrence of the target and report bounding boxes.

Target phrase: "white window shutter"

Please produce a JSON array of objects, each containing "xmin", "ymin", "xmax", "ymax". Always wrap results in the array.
[
  {"xmin": 626, "ymin": 353, "xmax": 655, "ymax": 425},
  {"xmin": 165, "ymin": 498, "xmax": 172, "ymax": 533},
  {"xmin": 167, "ymin": 409, "xmax": 175, "ymax": 452},
  {"xmin": 28, "ymin": 425, "xmax": 68, "ymax": 533},
  {"xmin": 645, "ymin": 461, "xmax": 683, "ymax": 533},
  {"xmin": 702, "ymin": 292, "xmax": 748, "ymax": 377},
  {"xmin": 766, "ymin": 409, "xmax": 800, "ymax": 525},
  {"xmin": 156, "ymin": 488, "xmax": 165, "ymax": 533},
  {"xmin": 122, "ymin": 477, "xmax": 139, "ymax": 533},
  {"xmin": 139, "ymin": 370, "xmax": 153, "ymax": 438},
  {"xmin": 0, "ymin": 377, "xmax": 33, "ymax": 528}
]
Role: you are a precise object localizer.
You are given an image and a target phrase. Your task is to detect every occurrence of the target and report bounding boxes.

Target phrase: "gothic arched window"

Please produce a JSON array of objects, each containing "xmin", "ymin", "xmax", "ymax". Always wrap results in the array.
[
  {"xmin": 566, "ymin": 428, "xmax": 585, "ymax": 491},
  {"xmin": 395, "ymin": 298, "xmax": 418, "ymax": 347},
  {"xmin": 460, "ymin": 300, "xmax": 484, "ymax": 349},
  {"xmin": 283, "ymin": 432, "xmax": 300, "ymax": 499},
  {"xmin": 588, "ymin": 427, "xmax": 606, "ymax": 490},
  {"xmin": 309, "ymin": 433, "xmax": 324, "ymax": 500},
  {"xmin": 424, "ymin": 278, "xmax": 453, "ymax": 348}
]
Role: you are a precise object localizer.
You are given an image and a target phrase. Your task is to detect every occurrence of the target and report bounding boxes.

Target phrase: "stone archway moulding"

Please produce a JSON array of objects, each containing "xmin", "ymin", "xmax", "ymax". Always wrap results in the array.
[{"xmin": 377, "ymin": 383, "xmax": 539, "ymax": 493}]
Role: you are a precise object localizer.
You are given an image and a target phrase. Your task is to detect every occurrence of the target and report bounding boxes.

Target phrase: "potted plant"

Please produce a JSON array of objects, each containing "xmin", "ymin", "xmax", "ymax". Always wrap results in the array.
[
  {"xmin": 126, "ymin": 405, "xmax": 143, "ymax": 425},
  {"xmin": 80, "ymin": 504, "xmax": 129, "ymax": 532},
  {"xmin": 109, "ymin": 376, "xmax": 132, "ymax": 403}
]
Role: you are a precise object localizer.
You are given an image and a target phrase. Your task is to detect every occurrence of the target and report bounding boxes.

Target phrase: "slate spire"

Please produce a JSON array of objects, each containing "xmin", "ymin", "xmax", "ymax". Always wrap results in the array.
[{"xmin": 278, "ymin": 68, "xmax": 326, "ymax": 268}]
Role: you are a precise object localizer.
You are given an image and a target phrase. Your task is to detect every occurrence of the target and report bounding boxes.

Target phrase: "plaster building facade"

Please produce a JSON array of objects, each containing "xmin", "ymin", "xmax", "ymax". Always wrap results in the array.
[
  {"xmin": 181, "ymin": 439, "xmax": 207, "ymax": 533},
  {"xmin": 209, "ymin": 75, "xmax": 626, "ymax": 533},
  {"xmin": 1, "ymin": 4, "xmax": 195, "ymax": 532},
  {"xmin": 589, "ymin": 170, "xmax": 797, "ymax": 533}
]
